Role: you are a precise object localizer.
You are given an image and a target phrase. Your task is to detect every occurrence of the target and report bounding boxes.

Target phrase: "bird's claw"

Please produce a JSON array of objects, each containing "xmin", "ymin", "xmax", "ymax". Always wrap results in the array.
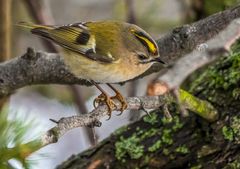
[
  {"xmin": 92, "ymin": 83, "xmax": 128, "ymax": 120},
  {"xmin": 111, "ymin": 92, "xmax": 128, "ymax": 116},
  {"xmin": 93, "ymin": 93, "xmax": 116, "ymax": 120},
  {"xmin": 93, "ymin": 93, "xmax": 105, "ymax": 108}
]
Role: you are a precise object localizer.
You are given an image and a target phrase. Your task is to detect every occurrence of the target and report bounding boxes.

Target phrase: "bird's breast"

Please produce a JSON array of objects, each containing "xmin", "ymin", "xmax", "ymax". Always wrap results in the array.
[{"xmin": 63, "ymin": 51, "xmax": 152, "ymax": 83}]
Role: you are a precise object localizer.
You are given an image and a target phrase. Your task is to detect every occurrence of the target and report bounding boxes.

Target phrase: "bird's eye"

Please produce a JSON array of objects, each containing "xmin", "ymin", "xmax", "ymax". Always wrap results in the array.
[{"xmin": 137, "ymin": 54, "xmax": 148, "ymax": 60}]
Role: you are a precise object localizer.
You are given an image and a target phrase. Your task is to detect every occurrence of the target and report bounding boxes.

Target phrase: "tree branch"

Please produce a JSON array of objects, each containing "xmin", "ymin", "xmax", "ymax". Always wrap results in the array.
[
  {"xmin": 139, "ymin": 4, "xmax": 240, "ymax": 78},
  {"xmin": 158, "ymin": 15, "xmax": 240, "ymax": 90},
  {"xmin": 0, "ymin": 5, "xmax": 238, "ymax": 98},
  {"xmin": 40, "ymin": 95, "xmax": 164, "ymax": 146},
  {"xmin": 14, "ymin": 89, "xmax": 216, "ymax": 157},
  {"xmin": 1, "ymin": 4, "xmax": 240, "ymax": 158},
  {"xmin": 0, "ymin": 48, "xmax": 90, "ymax": 97}
]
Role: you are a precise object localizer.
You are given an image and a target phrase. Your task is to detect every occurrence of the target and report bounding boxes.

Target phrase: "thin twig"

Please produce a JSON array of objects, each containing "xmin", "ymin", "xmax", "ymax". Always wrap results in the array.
[
  {"xmin": 18, "ymin": 89, "xmax": 217, "ymax": 155},
  {"xmin": 69, "ymin": 85, "xmax": 99, "ymax": 145}
]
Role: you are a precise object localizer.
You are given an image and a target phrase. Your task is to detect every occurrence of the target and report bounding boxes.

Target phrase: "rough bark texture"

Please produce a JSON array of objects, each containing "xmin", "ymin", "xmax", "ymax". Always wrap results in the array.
[
  {"xmin": 56, "ymin": 45, "xmax": 240, "ymax": 169},
  {"xmin": 0, "ymin": 4, "xmax": 239, "ymax": 169},
  {"xmin": 0, "ymin": 48, "xmax": 91, "ymax": 97},
  {"xmin": 0, "ymin": 5, "xmax": 240, "ymax": 98},
  {"xmin": 52, "ymin": 5, "xmax": 240, "ymax": 169},
  {"xmin": 140, "ymin": 4, "xmax": 240, "ymax": 78}
]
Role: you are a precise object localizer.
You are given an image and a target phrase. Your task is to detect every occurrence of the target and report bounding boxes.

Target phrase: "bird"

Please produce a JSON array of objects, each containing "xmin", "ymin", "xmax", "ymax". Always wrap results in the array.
[{"xmin": 18, "ymin": 20, "xmax": 165, "ymax": 120}]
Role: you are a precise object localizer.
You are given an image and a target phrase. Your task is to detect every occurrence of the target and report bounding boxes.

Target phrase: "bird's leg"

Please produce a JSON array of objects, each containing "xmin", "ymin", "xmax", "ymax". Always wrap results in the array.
[
  {"xmin": 91, "ymin": 81, "xmax": 116, "ymax": 120},
  {"xmin": 107, "ymin": 84, "xmax": 128, "ymax": 115}
]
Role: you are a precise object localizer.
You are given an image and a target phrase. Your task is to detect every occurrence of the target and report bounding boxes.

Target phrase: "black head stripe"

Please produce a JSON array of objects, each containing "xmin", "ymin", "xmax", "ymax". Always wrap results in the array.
[{"xmin": 133, "ymin": 30, "xmax": 158, "ymax": 55}]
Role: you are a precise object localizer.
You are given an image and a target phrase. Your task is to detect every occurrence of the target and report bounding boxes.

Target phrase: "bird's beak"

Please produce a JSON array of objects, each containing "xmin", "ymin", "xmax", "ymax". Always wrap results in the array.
[
  {"xmin": 141, "ymin": 57, "xmax": 166, "ymax": 64},
  {"xmin": 150, "ymin": 57, "xmax": 166, "ymax": 64}
]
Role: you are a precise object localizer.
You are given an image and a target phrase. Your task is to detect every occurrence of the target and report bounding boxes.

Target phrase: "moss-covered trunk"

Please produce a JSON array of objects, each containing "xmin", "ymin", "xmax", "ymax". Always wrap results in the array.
[{"xmin": 56, "ymin": 47, "xmax": 240, "ymax": 169}]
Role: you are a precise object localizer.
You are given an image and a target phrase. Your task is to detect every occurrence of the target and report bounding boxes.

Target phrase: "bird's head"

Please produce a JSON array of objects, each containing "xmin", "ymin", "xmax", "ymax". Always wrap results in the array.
[{"xmin": 127, "ymin": 24, "xmax": 165, "ymax": 65}]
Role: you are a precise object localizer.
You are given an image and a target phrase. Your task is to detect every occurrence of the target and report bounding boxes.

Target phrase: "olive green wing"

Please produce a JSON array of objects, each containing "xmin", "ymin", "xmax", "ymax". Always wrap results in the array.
[{"xmin": 18, "ymin": 22, "xmax": 116, "ymax": 63}]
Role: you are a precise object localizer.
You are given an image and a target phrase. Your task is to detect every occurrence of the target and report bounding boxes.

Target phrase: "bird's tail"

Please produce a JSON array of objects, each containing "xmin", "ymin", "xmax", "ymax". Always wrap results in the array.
[{"xmin": 17, "ymin": 22, "xmax": 54, "ymax": 39}]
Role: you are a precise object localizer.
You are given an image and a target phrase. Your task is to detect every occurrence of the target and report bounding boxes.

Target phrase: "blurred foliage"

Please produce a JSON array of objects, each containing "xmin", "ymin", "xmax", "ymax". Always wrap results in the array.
[
  {"xmin": 182, "ymin": 0, "xmax": 240, "ymax": 22},
  {"xmin": 0, "ymin": 107, "xmax": 40, "ymax": 169},
  {"xmin": 30, "ymin": 85, "xmax": 94, "ymax": 104},
  {"xmin": 32, "ymin": 85, "xmax": 74, "ymax": 104},
  {"xmin": 113, "ymin": 0, "xmax": 181, "ymax": 33},
  {"xmin": 204, "ymin": 0, "xmax": 240, "ymax": 16}
]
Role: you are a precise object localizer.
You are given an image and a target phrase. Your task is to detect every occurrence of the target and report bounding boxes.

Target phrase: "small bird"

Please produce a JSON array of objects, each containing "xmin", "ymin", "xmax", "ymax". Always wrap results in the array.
[{"xmin": 18, "ymin": 20, "xmax": 165, "ymax": 119}]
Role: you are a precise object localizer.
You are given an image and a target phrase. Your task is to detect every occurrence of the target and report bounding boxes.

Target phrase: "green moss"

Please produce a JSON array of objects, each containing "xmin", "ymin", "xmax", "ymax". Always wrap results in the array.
[
  {"xmin": 144, "ymin": 155, "xmax": 150, "ymax": 163},
  {"xmin": 148, "ymin": 140, "xmax": 162, "ymax": 152},
  {"xmin": 161, "ymin": 129, "xmax": 173, "ymax": 145},
  {"xmin": 161, "ymin": 116, "xmax": 172, "ymax": 125},
  {"xmin": 115, "ymin": 134, "xmax": 144, "ymax": 161},
  {"xmin": 190, "ymin": 52, "xmax": 240, "ymax": 102},
  {"xmin": 232, "ymin": 88, "xmax": 240, "ymax": 99},
  {"xmin": 179, "ymin": 89, "xmax": 218, "ymax": 122},
  {"xmin": 175, "ymin": 145, "xmax": 189, "ymax": 154},
  {"xmin": 114, "ymin": 125, "xmax": 128, "ymax": 135},
  {"xmin": 172, "ymin": 116, "xmax": 184, "ymax": 131},
  {"xmin": 221, "ymin": 116, "xmax": 240, "ymax": 142},
  {"xmin": 146, "ymin": 117, "xmax": 183, "ymax": 153},
  {"xmin": 169, "ymin": 154, "xmax": 175, "ymax": 160},
  {"xmin": 230, "ymin": 116, "xmax": 240, "ymax": 143},
  {"xmin": 222, "ymin": 126, "xmax": 234, "ymax": 141},
  {"xmin": 191, "ymin": 164, "xmax": 202, "ymax": 169},
  {"xmin": 162, "ymin": 148, "xmax": 170, "ymax": 156},
  {"xmin": 197, "ymin": 145, "xmax": 219, "ymax": 158},
  {"xmin": 139, "ymin": 128, "xmax": 159, "ymax": 140},
  {"xmin": 224, "ymin": 157, "xmax": 240, "ymax": 169},
  {"xmin": 198, "ymin": 53, "xmax": 240, "ymax": 90},
  {"xmin": 143, "ymin": 113, "xmax": 158, "ymax": 125}
]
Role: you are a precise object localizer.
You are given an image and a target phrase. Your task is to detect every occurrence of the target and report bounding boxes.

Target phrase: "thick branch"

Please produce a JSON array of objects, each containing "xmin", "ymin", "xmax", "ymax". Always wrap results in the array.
[
  {"xmin": 0, "ymin": 5, "xmax": 240, "ymax": 97},
  {"xmin": 140, "ymin": 4, "xmax": 240, "ymax": 77},
  {"xmin": 0, "ymin": 48, "xmax": 91, "ymax": 97},
  {"xmin": 158, "ymin": 16, "xmax": 240, "ymax": 89}
]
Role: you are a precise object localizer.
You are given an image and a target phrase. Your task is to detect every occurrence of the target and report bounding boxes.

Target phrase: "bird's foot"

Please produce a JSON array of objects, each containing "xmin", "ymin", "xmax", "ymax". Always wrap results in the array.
[
  {"xmin": 111, "ymin": 91, "xmax": 128, "ymax": 116},
  {"xmin": 93, "ymin": 93, "xmax": 116, "ymax": 120}
]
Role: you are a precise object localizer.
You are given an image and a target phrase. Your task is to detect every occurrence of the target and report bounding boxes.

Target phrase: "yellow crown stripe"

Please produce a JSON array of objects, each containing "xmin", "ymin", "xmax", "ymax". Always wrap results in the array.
[{"xmin": 134, "ymin": 33, "xmax": 157, "ymax": 53}]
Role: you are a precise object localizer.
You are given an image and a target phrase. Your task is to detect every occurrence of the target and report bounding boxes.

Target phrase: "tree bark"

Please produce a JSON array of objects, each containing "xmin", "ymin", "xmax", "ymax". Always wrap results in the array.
[
  {"xmin": 1, "ymin": 5, "xmax": 240, "ymax": 98},
  {"xmin": 55, "ymin": 5, "xmax": 240, "ymax": 169},
  {"xmin": 56, "ymin": 43, "xmax": 240, "ymax": 169}
]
